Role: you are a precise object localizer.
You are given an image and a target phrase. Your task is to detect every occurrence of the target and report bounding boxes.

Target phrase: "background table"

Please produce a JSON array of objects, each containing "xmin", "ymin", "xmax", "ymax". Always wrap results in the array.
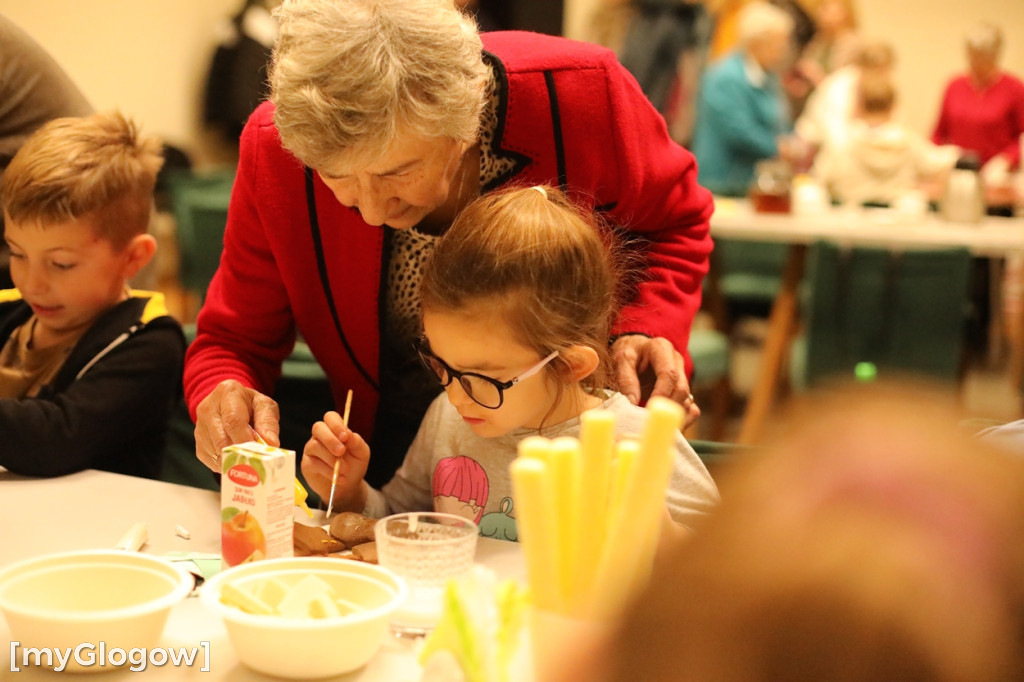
[
  {"xmin": 710, "ymin": 199, "xmax": 1024, "ymax": 444},
  {"xmin": 0, "ymin": 469, "xmax": 524, "ymax": 680}
]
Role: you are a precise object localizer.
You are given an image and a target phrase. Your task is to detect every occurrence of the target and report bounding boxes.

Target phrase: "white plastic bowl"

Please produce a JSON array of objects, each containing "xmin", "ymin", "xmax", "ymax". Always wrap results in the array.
[
  {"xmin": 0, "ymin": 550, "xmax": 194, "ymax": 672},
  {"xmin": 200, "ymin": 557, "xmax": 408, "ymax": 678}
]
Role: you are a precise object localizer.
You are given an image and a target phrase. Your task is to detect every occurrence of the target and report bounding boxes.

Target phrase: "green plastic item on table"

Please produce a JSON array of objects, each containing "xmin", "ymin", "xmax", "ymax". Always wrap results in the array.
[{"xmin": 164, "ymin": 552, "xmax": 223, "ymax": 583}]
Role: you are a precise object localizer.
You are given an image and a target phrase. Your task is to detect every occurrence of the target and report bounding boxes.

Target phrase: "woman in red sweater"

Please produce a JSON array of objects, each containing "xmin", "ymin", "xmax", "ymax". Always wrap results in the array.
[
  {"xmin": 932, "ymin": 23, "xmax": 1024, "ymax": 180},
  {"xmin": 185, "ymin": 0, "xmax": 714, "ymax": 484}
]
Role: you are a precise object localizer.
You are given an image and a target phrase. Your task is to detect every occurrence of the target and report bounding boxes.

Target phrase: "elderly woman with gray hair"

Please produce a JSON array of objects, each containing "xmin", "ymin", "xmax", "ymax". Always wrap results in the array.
[
  {"xmin": 932, "ymin": 22, "xmax": 1024, "ymax": 181},
  {"xmin": 691, "ymin": 1, "xmax": 801, "ymax": 196},
  {"xmin": 184, "ymin": 0, "xmax": 714, "ymax": 483}
]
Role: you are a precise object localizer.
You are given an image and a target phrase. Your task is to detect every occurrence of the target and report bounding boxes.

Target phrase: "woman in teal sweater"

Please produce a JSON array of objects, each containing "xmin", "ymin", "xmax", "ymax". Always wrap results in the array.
[{"xmin": 691, "ymin": 1, "xmax": 794, "ymax": 196}]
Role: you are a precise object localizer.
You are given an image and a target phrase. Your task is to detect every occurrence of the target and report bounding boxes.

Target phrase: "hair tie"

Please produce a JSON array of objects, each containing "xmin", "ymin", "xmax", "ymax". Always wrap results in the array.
[{"xmin": 531, "ymin": 186, "xmax": 547, "ymax": 198}]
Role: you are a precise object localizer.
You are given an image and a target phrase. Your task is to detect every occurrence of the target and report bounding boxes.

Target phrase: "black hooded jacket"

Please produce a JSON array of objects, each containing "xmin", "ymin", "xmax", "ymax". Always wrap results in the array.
[{"xmin": 0, "ymin": 290, "xmax": 185, "ymax": 478}]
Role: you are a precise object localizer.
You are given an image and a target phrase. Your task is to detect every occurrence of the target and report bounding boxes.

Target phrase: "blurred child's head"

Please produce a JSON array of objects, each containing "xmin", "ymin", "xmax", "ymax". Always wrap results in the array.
[
  {"xmin": 856, "ymin": 74, "xmax": 895, "ymax": 124},
  {"xmin": 2, "ymin": 111, "xmax": 163, "ymax": 340},
  {"xmin": 420, "ymin": 185, "xmax": 623, "ymax": 436},
  {"xmin": 574, "ymin": 381, "xmax": 1024, "ymax": 682}
]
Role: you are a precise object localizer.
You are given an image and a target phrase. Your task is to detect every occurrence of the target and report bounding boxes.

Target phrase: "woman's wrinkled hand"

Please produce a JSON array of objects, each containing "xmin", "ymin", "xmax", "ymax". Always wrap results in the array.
[
  {"xmin": 611, "ymin": 334, "xmax": 701, "ymax": 428},
  {"xmin": 194, "ymin": 379, "xmax": 281, "ymax": 471}
]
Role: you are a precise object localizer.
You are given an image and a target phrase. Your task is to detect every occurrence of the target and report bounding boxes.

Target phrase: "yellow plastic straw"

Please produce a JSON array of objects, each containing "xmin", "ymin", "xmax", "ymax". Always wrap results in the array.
[
  {"xmin": 591, "ymin": 397, "xmax": 682, "ymax": 618},
  {"xmin": 513, "ymin": 398, "xmax": 683, "ymax": 622},
  {"xmin": 548, "ymin": 437, "xmax": 581, "ymax": 613},
  {"xmin": 511, "ymin": 437, "xmax": 559, "ymax": 611},
  {"xmin": 577, "ymin": 410, "xmax": 615, "ymax": 600}
]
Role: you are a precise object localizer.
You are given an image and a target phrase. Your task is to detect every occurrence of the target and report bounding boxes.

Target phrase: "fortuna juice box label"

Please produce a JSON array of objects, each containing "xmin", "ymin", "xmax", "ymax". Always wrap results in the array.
[{"xmin": 221, "ymin": 442, "xmax": 295, "ymax": 568}]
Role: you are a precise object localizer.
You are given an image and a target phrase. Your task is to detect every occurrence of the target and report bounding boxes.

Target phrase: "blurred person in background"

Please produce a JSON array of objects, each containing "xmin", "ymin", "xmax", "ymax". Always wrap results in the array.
[
  {"xmin": 795, "ymin": 38, "xmax": 895, "ymax": 156},
  {"xmin": 812, "ymin": 74, "xmax": 957, "ymax": 206},
  {"xmin": 203, "ymin": 0, "xmax": 280, "ymax": 147},
  {"xmin": 932, "ymin": 22, "xmax": 1024, "ymax": 187},
  {"xmin": 0, "ymin": 13, "xmax": 93, "ymax": 289},
  {"xmin": 707, "ymin": 0, "xmax": 814, "ymax": 64},
  {"xmin": 552, "ymin": 381, "xmax": 1024, "ymax": 682},
  {"xmin": 705, "ymin": 0, "xmax": 816, "ymax": 122},
  {"xmin": 930, "ymin": 23, "xmax": 1024, "ymax": 358},
  {"xmin": 691, "ymin": 1, "xmax": 802, "ymax": 196},
  {"xmin": 794, "ymin": 0, "xmax": 860, "ymax": 102}
]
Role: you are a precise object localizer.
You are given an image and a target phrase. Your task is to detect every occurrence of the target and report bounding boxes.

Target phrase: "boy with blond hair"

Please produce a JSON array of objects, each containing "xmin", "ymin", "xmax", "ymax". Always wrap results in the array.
[{"xmin": 0, "ymin": 111, "xmax": 184, "ymax": 478}]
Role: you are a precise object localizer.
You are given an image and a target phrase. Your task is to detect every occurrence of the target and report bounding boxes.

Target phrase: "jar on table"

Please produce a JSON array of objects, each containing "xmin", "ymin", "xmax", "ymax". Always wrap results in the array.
[
  {"xmin": 941, "ymin": 153, "xmax": 985, "ymax": 223},
  {"xmin": 749, "ymin": 159, "xmax": 793, "ymax": 214}
]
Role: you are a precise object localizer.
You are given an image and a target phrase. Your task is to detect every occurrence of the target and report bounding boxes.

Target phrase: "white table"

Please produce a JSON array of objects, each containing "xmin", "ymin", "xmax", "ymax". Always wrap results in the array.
[
  {"xmin": 710, "ymin": 198, "xmax": 1024, "ymax": 444},
  {"xmin": 712, "ymin": 198, "xmax": 1024, "ymax": 257},
  {"xmin": 0, "ymin": 469, "xmax": 525, "ymax": 680}
]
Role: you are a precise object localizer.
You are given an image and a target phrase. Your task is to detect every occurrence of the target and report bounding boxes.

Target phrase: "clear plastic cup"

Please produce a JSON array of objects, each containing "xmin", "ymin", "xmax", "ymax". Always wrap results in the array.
[{"xmin": 374, "ymin": 512, "xmax": 478, "ymax": 636}]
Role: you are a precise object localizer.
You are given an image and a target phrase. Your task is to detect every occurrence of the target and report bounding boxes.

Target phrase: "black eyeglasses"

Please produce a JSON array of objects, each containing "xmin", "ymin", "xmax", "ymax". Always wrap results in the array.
[{"xmin": 415, "ymin": 340, "xmax": 559, "ymax": 409}]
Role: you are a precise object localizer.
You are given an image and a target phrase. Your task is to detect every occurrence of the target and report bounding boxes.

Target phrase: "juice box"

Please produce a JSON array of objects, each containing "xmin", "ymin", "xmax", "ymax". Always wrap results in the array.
[{"xmin": 221, "ymin": 441, "xmax": 295, "ymax": 568}]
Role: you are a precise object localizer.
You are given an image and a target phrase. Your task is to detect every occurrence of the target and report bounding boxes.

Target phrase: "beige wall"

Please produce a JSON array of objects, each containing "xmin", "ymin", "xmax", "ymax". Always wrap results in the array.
[
  {"xmin": 0, "ymin": 0, "xmax": 245, "ymax": 167},
  {"xmin": 2, "ymin": 0, "xmax": 1022, "ymax": 167},
  {"xmin": 857, "ymin": 0, "xmax": 1024, "ymax": 138}
]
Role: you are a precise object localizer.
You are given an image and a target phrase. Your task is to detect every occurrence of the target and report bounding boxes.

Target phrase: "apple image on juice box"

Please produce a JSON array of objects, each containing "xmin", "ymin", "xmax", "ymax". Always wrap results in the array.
[{"xmin": 221, "ymin": 442, "xmax": 296, "ymax": 568}]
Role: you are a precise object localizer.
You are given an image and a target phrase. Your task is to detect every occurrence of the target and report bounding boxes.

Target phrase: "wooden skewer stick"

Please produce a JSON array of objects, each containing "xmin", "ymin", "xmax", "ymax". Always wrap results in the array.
[{"xmin": 325, "ymin": 389, "xmax": 353, "ymax": 519}]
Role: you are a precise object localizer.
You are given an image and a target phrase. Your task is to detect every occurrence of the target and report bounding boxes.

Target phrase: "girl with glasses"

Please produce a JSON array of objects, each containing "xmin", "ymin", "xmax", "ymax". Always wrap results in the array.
[{"xmin": 300, "ymin": 186, "xmax": 718, "ymax": 532}]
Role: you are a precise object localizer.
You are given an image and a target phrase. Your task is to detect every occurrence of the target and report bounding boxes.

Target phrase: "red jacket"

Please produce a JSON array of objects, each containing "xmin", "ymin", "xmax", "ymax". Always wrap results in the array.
[{"xmin": 185, "ymin": 31, "xmax": 713, "ymax": 450}]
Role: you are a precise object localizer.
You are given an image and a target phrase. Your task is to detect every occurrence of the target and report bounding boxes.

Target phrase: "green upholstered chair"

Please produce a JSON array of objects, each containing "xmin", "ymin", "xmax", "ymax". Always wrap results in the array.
[
  {"xmin": 165, "ymin": 165, "xmax": 234, "ymax": 301},
  {"xmin": 790, "ymin": 241, "xmax": 973, "ymax": 390},
  {"xmin": 165, "ymin": 168, "xmax": 236, "ymax": 305},
  {"xmin": 705, "ymin": 238, "xmax": 789, "ymax": 331},
  {"xmin": 687, "ymin": 326, "xmax": 732, "ymax": 441},
  {"xmin": 714, "ymin": 238, "xmax": 788, "ymax": 302}
]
